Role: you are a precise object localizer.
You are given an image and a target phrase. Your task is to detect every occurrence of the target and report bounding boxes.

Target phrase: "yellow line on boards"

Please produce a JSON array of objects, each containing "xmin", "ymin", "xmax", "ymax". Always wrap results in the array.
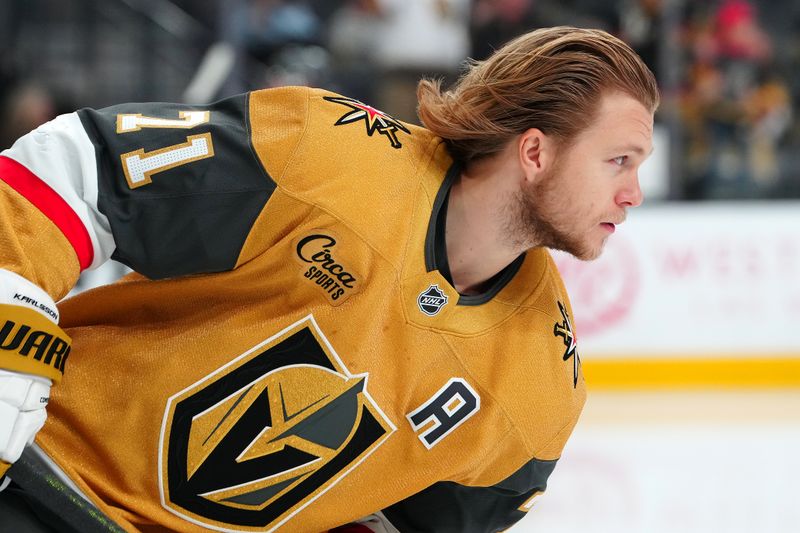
[{"xmin": 582, "ymin": 357, "xmax": 800, "ymax": 389}]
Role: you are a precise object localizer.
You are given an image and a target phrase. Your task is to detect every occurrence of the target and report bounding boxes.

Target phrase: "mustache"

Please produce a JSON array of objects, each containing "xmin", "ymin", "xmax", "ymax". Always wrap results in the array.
[{"xmin": 604, "ymin": 211, "xmax": 627, "ymax": 225}]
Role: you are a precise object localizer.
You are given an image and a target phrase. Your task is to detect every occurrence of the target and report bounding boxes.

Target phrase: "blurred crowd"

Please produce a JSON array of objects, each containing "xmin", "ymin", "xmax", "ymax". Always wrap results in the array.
[{"xmin": 1, "ymin": 0, "xmax": 798, "ymax": 200}]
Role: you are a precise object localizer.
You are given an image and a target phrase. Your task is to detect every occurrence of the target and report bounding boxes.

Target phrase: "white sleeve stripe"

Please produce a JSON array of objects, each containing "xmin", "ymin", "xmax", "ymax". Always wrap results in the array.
[{"xmin": 1, "ymin": 112, "xmax": 115, "ymax": 270}]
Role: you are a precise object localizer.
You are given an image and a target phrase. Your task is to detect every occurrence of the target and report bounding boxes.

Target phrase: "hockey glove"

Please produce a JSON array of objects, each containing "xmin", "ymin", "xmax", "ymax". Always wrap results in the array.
[
  {"xmin": 0, "ymin": 270, "xmax": 68, "ymax": 478},
  {"xmin": 0, "ymin": 370, "xmax": 51, "ymax": 477}
]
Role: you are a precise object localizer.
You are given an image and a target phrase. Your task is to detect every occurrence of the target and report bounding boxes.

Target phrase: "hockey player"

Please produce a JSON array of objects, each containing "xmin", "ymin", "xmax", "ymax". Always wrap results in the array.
[{"xmin": 0, "ymin": 26, "xmax": 658, "ymax": 532}]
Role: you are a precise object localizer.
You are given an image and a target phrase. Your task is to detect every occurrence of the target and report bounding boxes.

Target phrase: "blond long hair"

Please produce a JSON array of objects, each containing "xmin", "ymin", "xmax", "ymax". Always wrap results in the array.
[{"xmin": 417, "ymin": 26, "xmax": 660, "ymax": 163}]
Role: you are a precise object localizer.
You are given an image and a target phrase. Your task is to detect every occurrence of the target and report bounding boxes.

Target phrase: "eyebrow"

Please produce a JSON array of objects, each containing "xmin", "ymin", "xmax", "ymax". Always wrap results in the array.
[{"xmin": 617, "ymin": 145, "xmax": 655, "ymax": 156}]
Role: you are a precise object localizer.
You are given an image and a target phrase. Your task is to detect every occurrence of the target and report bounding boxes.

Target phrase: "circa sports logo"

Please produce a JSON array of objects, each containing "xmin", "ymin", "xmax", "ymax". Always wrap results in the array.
[
  {"xmin": 295, "ymin": 233, "xmax": 359, "ymax": 305},
  {"xmin": 159, "ymin": 316, "xmax": 395, "ymax": 532},
  {"xmin": 324, "ymin": 96, "xmax": 410, "ymax": 149}
]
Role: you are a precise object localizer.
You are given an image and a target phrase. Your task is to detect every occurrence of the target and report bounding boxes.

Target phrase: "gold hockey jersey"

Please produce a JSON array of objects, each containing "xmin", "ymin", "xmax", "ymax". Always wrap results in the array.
[{"xmin": 0, "ymin": 86, "xmax": 586, "ymax": 532}]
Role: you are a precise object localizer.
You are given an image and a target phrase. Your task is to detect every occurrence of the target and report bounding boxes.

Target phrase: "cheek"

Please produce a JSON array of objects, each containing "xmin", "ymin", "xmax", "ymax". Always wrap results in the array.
[
  {"xmin": 578, "ymin": 168, "xmax": 616, "ymax": 208},
  {"xmin": 560, "ymin": 162, "xmax": 598, "ymax": 194}
]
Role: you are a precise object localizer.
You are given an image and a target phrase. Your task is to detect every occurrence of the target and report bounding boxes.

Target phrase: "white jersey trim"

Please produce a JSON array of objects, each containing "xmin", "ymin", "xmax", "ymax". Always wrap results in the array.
[
  {"xmin": 1, "ymin": 112, "xmax": 115, "ymax": 270},
  {"xmin": 357, "ymin": 512, "xmax": 403, "ymax": 533}
]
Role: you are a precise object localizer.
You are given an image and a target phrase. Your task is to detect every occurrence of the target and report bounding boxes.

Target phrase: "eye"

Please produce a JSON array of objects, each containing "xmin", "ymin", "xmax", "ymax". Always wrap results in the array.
[{"xmin": 611, "ymin": 155, "xmax": 628, "ymax": 166}]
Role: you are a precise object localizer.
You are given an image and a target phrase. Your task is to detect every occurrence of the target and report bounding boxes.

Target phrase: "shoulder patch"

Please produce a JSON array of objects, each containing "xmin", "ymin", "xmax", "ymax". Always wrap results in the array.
[
  {"xmin": 323, "ymin": 96, "xmax": 410, "ymax": 149},
  {"xmin": 553, "ymin": 301, "xmax": 581, "ymax": 388}
]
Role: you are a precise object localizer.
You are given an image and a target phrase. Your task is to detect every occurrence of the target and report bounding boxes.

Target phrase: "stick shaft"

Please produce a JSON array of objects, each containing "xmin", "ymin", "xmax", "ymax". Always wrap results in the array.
[{"xmin": 7, "ymin": 447, "xmax": 127, "ymax": 533}]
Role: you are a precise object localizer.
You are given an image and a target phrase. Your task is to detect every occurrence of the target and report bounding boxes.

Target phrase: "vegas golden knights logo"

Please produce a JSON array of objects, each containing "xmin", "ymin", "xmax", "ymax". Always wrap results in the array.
[{"xmin": 159, "ymin": 316, "xmax": 394, "ymax": 532}]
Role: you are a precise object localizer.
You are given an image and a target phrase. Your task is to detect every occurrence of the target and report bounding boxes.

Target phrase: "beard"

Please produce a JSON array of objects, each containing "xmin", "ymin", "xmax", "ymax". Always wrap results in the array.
[{"xmin": 503, "ymin": 167, "xmax": 603, "ymax": 261}]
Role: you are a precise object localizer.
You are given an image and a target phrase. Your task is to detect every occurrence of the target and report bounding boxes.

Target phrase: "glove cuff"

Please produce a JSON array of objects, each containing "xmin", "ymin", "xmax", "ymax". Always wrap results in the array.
[
  {"xmin": 0, "ymin": 269, "xmax": 59, "ymax": 324},
  {"xmin": 0, "ymin": 304, "xmax": 69, "ymax": 383}
]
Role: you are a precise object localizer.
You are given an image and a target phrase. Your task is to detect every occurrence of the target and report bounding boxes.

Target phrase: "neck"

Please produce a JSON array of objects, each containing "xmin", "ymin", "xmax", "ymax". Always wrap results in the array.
[{"xmin": 445, "ymin": 153, "xmax": 526, "ymax": 295}]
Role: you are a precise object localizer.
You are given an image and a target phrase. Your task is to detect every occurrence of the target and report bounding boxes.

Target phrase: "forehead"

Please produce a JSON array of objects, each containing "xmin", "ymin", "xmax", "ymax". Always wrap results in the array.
[{"xmin": 576, "ymin": 91, "xmax": 654, "ymax": 152}]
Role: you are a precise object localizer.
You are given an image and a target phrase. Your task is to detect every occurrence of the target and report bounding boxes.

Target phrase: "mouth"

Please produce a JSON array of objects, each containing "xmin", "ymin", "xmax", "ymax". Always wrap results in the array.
[{"xmin": 600, "ymin": 222, "xmax": 616, "ymax": 233}]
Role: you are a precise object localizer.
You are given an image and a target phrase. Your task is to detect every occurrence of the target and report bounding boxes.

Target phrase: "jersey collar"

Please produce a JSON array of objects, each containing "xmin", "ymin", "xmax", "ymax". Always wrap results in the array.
[
  {"xmin": 399, "ymin": 145, "xmax": 551, "ymax": 335},
  {"xmin": 423, "ymin": 162, "xmax": 526, "ymax": 306}
]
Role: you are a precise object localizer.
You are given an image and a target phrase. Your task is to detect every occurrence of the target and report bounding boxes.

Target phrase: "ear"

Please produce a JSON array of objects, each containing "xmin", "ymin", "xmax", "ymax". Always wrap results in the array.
[{"xmin": 518, "ymin": 128, "xmax": 555, "ymax": 184}]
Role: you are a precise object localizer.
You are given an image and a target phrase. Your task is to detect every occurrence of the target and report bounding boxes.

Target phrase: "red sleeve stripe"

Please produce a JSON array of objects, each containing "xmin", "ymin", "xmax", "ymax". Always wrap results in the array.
[{"xmin": 0, "ymin": 155, "xmax": 94, "ymax": 270}]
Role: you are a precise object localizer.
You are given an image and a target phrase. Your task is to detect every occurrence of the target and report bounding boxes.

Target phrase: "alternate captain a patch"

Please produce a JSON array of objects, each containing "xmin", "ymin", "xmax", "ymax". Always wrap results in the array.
[
  {"xmin": 324, "ymin": 96, "xmax": 410, "ymax": 149},
  {"xmin": 553, "ymin": 301, "xmax": 580, "ymax": 388},
  {"xmin": 159, "ymin": 316, "xmax": 395, "ymax": 532}
]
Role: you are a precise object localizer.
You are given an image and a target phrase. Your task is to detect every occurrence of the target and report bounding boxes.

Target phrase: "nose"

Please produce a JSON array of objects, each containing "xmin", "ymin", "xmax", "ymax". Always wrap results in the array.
[{"xmin": 616, "ymin": 172, "xmax": 643, "ymax": 208}]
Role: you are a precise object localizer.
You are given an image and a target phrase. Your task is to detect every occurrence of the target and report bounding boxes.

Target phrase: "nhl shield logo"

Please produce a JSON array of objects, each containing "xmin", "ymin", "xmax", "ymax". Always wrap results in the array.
[{"xmin": 417, "ymin": 284, "xmax": 449, "ymax": 316}]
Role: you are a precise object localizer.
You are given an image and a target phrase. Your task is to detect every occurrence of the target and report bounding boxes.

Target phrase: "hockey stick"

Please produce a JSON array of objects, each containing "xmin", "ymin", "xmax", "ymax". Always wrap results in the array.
[{"xmin": 6, "ymin": 447, "xmax": 127, "ymax": 533}]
